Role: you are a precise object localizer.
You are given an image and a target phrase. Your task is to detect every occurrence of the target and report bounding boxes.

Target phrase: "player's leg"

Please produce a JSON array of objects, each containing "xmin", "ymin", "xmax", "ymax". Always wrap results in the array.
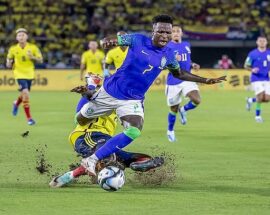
[
  {"xmin": 116, "ymin": 150, "xmax": 164, "ymax": 172},
  {"xmin": 252, "ymin": 82, "xmax": 264, "ymax": 122},
  {"xmin": 255, "ymin": 93, "xmax": 263, "ymax": 122},
  {"xmin": 165, "ymin": 84, "xmax": 182, "ymax": 142},
  {"xmin": 262, "ymin": 81, "xmax": 270, "ymax": 103},
  {"xmin": 179, "ymin": 82, "xmax": 200, "ymax": 125},
  {"xmin": 50, "ymin": 133, "xmax": 112, "ymax": 188},
  {"xmin": 246, "ymin": 97, "xmax": 256, "ymax": 111},
  {"xmin": 49, "ymin": 135, "xmax": 90, "ymax": 188},
  {"xmin": 76, "ymin": 87, "xmax": 115, "ymax": 126},
  {"xmin": 12, "ymin": 91, "xmax": 23, "ymax": 116},
  {"xmin": 82, "ymin": 100, "xmax": 144, "ymax": 176},
  {"xmin": 17, "ymin": 79, "xmax": 35, "ymax": 125}
]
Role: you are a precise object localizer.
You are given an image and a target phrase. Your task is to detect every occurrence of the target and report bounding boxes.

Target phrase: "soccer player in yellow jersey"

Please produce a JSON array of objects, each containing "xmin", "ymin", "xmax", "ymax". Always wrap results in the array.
[
  {"xmin": 80, "ymin": 41, "xmax": 105, "ymax": 81},
  {"xmin": 6, "ymin": 28, "xmax": 43, "ymax": 125},
  {"xmin": 103, "ymin": 31, "xmax": 128, "ymax": 77}
]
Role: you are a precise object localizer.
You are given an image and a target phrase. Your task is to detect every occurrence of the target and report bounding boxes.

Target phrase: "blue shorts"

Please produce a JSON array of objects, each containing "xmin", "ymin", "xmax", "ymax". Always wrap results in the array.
[{"xmin": 17, "ymin": 79, "xmax": 33, "ymax": 91}]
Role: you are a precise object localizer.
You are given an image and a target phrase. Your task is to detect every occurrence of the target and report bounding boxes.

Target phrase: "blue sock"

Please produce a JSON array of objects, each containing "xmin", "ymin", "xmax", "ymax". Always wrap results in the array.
[
  {"xmin": 168, "ymin": 111, "xmax": 176, "ymax": 131},
  {"xmin": 252, "ymin": 98, "xmax": 256, "ymax": 102},
  {"xmin": 95, "ymin": 132, "xmax": 133, "ymax": 160},
  {"xmin": 76, "ymin": 97, "xmax": 89, "ymax": 112},
  {"xmin": 255, "ymin": 103, "xmax": 261, "ymax": 116},
  {"xmin": 184, "ymin": 101, "xmax": 197, "ymax": 111}
]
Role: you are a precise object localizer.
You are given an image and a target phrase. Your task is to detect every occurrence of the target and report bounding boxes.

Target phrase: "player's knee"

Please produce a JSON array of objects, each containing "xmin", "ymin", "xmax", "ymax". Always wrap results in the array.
[
  {"xmin": 124, "ymin": 126, "xmax": 141, "ymax": 140},
  {"xmin": 192, "ymin": 97, "xmax": 201, "ymax": 105},
  {"xmin": 170, "ymin": 105, "xmax": 178, "ymax": 113}
]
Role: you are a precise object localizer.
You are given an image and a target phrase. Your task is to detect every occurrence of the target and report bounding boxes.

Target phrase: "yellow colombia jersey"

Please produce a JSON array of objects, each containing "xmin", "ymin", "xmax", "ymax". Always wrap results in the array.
[
  {"xmin": 69, "ymin": 112, "xmax": 117, "ymax": 147},
  {"xmin": 7, "ymin": 43, "xmax": 42, "ymax": 79},
  {"xmin": 81, "ymin": 49, "xmax": 105, "ymax": 76},
  {"xmin": 105, "ymin": 46, "xmax": 128, "ymax": 73}
]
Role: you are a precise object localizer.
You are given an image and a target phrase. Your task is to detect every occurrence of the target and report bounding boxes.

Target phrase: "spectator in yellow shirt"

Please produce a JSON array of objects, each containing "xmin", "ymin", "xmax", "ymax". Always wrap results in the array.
[
  {"xmin": 80, "ymin": 41, "xmax": 105, "ymax": 81},
  {"xmin": 6, "ymin": 28, "xmax": 43, "ymax": 125},
  {"xmin": 103, "ymin": 31, "xmax": 128, "ymax": 77}
]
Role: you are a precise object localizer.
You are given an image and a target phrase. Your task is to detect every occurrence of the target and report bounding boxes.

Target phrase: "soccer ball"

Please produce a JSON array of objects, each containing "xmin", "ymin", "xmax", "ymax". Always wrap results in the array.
[{"xmin": 97, "ymin": 166, "xmax": 125, "ymax": 192}]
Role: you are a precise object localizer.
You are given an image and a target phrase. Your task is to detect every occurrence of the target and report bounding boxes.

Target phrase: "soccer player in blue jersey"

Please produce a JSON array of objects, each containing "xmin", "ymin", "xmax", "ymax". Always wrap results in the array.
[
  {"xmin": 244, "ymin": 36, "xmax": 270, "ymax": 123},
  {"xmin": 76, "ymin": 14, "xmax": 226, "ymax": 176},
  {"xmin": 166, "ymin": 25, "xmax": 201, "ymax": 142}
]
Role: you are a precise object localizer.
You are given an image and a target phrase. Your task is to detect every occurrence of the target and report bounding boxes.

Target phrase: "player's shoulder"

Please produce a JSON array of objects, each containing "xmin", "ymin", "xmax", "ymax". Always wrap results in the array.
[
  {"xmin": 249, "ymin": 48, "xmax": 258, "ymax": 55},
  {"xmin": 181, "ymin": 41, "xmax": 191, "ymax": 47},
  {"xmin": 8, "ymin": 43, "xmax": 18, "ymax": 51},
  {"xmin": 27, "ymin": 42, "xmax": 37, "ymax": 47}
]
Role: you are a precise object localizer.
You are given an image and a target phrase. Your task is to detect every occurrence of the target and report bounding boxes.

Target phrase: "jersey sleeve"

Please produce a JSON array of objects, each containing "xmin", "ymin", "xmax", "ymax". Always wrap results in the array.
[
  {"xmin": 245, "ymin": 52, "xmax": 253, "ymax": 67},
  {"xmin": 7, "ymin": 47, "xmax": 14, "ymax": 59},
  {"xmin": 33, "ymin": 45, "xmax": 42, "ymax": 59},
  {"xmin": 117, "ymin": 34, "xmax": 143, "ymax": 47},
  {"xmin": 105, "ymin": 50, "xmax": 113, "ymax": 64}
]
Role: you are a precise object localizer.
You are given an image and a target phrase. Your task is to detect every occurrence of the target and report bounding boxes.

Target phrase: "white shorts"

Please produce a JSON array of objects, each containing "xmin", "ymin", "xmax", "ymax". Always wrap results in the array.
[
  {"xmin": 80, "ymin": 87, "xmax": 144, "ymax": 119},
  {"xmin": 251, "ymin": 81, "xmax": 270, "ymax": 95},
  {"xmin": 165, "ymin": 81, "xmax": 199, "ymax": 106}
]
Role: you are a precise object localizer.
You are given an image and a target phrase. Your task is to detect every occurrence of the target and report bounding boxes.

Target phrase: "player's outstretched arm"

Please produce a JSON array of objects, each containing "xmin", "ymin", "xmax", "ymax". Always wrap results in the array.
[{"xmin": 170, "ymin": 68, "xmax": 227, "ymax": 85}]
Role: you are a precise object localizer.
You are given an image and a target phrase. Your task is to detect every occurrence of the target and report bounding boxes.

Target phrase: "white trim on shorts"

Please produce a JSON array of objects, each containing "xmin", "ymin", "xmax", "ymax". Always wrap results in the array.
[{"xmin": 80, "ymin": 87, "xmax": 144, "ymax": 119}]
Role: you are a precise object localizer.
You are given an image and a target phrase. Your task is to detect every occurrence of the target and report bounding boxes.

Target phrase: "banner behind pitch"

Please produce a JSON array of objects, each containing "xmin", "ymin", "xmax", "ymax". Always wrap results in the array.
[{"xmin": 0, "ymin": 69, "xmax": 251, "ymax": 91}]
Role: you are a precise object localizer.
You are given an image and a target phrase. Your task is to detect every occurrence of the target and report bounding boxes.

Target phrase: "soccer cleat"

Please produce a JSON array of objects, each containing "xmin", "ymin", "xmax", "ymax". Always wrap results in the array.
[
  {"xmin": 12, "ymin": 101, "xmax": 19, "ymax": 116},
  {"xmin": 49, "ymin": 171, "xmax": 74, "ymax": 188},
  {"xmin": 28, "ymin": 119, "xmax": 36, "ymax": 126},
  {"xmin": 255, "ymin": 116, "xmax": 263, "ymax": 123},
  {"xmin": 130, "ymin": 156, "xmax": 165, "ymax": 172},
  {"xmin": 179, "ymin": 107, "xmax": 187, "ymax": 125},
  {"xmin": 81, "ymin": 157, "xmax": 97, "ymax": 176},
  {"xmin": 167, "ymin": 130, "xmax": 176, "ymax": 142},
  {"xmin": 246, "ymin": 97, "xmax": 252, "ymax": 111}
]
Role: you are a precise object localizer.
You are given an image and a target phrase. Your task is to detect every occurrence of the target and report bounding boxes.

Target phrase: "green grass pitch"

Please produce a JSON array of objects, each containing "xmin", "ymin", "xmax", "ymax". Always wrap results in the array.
[{"xmin": 0, "ymin": 90, "xmax": 269, "ymax": 215}]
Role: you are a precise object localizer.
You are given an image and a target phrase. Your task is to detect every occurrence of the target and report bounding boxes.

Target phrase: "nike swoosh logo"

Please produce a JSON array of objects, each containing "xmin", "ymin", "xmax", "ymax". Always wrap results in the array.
[{"xmin": 141, "ymin": 50, "xmax": 149, "ymax": 55}]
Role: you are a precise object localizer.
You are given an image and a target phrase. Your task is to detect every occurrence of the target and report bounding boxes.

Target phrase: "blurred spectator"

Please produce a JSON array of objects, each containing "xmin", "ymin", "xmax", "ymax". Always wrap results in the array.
[{"xmin": 217, "ymin": 55, "xmax": 236, "ymax": 69}]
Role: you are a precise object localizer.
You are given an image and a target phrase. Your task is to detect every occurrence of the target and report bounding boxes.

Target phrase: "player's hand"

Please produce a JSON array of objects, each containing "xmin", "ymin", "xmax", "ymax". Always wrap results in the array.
[
  {"xmin": 100, "ymin": 38, "xmax": 118, "ymax": 49},
  {"xmin": 205, "ymin": 76, "xmax": 227, "ymax": 84},
  {"xmin": 103, "ymin": 69, "xmax": 110, "ymax": 77},
  {"xmin": 27, "ymin": 50, "xmax": 34, "ymax": 60},
  {"xmin": 71, "ymin": 85, "xmax": 95, "ymax": 99},
  {"xmin": 70, "ymin": 85, "xmax": 88, "ymax": 94},
  {"xmin": 251, "ymin": 67, "xmax": 259, "ymax": 73},
  {"xmin": 192, "ymin": 63, "xmax": 200, "ymax": 71}
]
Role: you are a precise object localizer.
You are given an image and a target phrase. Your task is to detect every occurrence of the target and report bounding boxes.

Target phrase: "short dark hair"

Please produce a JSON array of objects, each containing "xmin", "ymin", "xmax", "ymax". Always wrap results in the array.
[{"xmin": 152, "ymin": 14, "xmax": 173, "ymax": 25}]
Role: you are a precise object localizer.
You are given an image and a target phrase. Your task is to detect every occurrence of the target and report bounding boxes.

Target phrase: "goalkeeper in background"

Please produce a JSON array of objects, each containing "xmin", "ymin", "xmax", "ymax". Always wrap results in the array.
[
  {"xmin": 49, "ymin": 77, "xmax": 164, "ymax": 188},
  {"xmin": 6, "ymin": 28, "xmax": 43, "ymax": 125},
  {"xmin": 103, "ymin": 31, "xmax": 128, "ymax": 77}
]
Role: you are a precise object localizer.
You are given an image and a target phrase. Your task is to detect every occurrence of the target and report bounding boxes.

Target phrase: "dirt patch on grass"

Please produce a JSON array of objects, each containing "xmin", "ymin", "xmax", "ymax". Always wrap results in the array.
[{"xmin": 131, "ymin": 150, "xmax": 178, "ymax": 186}]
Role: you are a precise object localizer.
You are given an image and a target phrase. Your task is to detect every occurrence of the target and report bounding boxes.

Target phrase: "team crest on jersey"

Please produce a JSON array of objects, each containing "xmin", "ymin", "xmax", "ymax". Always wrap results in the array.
[
  {"xmin": 86, "ymin": 107, "xmax": 94, "ymax": 115},
  {"xmin": 267, "ymin": 55, "xmax": 270, "ymax": 61},
  {"xmin": 185, "ymin": 46, "xmax": 191, "ymax": 53},
  {"xmin": 160, "ymin": 56, "xmax": 167, "ymax": 68}
]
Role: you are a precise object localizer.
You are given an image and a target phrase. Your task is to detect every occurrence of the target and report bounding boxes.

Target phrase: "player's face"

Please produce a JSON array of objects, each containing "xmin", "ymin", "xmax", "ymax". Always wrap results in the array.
[
  {"xmin": 89, "ymin": 41, "xmax": 98, "ymax": 50},
  {"xmin": 16, "ymin": 32, "xmax": 28, "ymax": 43},
  {"xmin": 172, "ymin": 26, "xmax": 182, "ymax": 42},
  {"xmin": 152, "ymin": 22, "xmax": 172, "ymax": 48},
  {"xmin": 256, "ymin": 37, "xmax": 267, "ymax": 49}
]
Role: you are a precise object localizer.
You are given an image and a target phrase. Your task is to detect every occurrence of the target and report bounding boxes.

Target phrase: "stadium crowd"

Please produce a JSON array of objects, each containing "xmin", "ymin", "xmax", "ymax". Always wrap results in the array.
[{"xmin": 0, "ymin": 0, "xmax": 269, "ymax": 68}]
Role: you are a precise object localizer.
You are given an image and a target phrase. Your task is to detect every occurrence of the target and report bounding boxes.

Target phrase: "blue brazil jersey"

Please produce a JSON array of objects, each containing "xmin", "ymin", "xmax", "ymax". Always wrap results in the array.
[
  {"xmin": 245, "ymin": 48, "xmax": 270, "ymax": 82},
  {"xmin": 103, "ymin": 34, "xmax": 179, "ymax": 100},
  {"xmin": 166, "ymin": 41, "xmax": 192, "ymax": 85}
]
